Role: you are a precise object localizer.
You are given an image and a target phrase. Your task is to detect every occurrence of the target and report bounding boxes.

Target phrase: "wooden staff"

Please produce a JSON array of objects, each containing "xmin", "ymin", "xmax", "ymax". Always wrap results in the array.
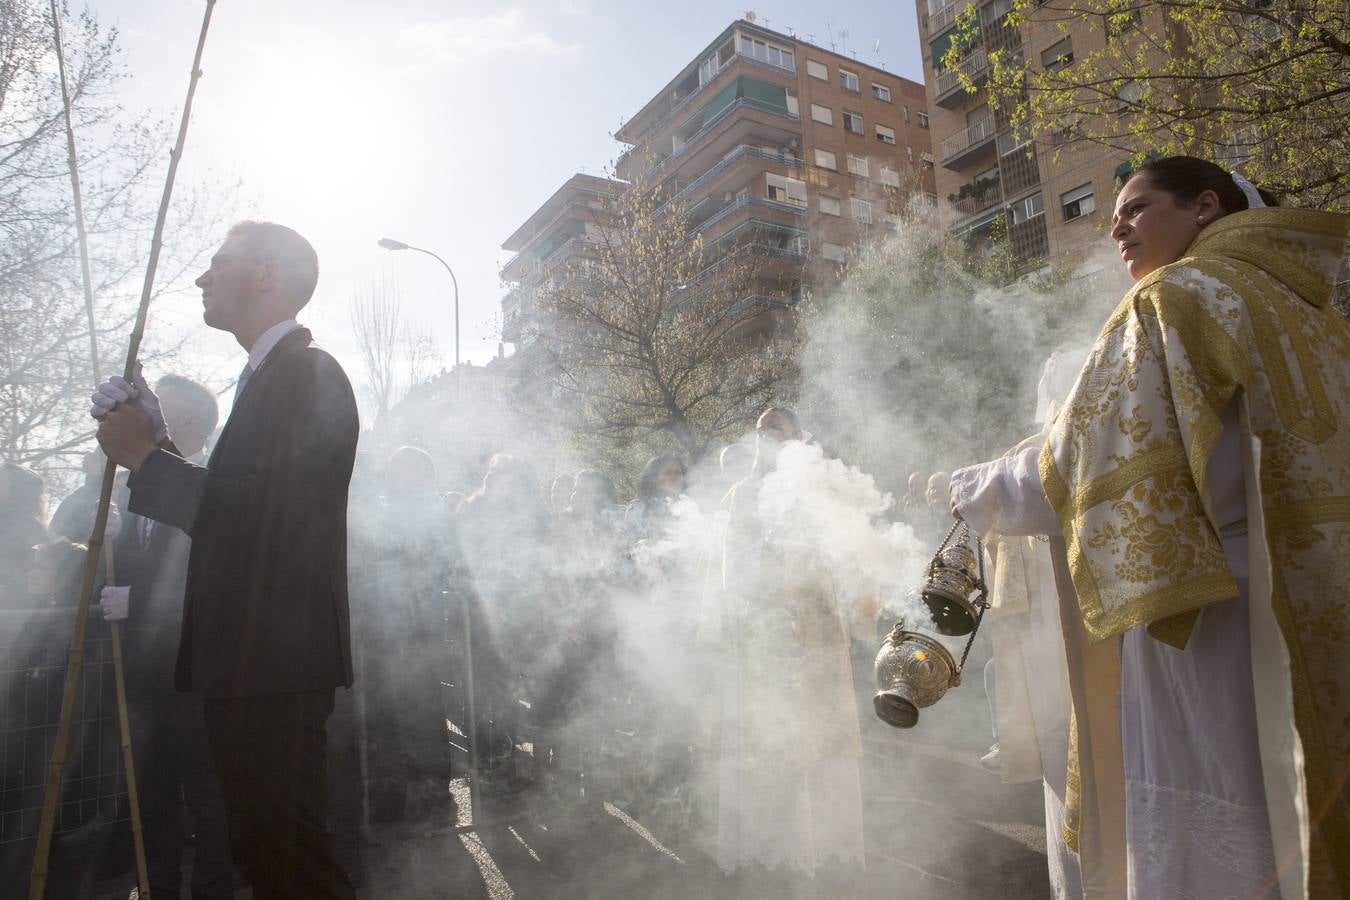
[
  {"xmin": 28, "ymin": 3, "xmax": 216, "ymax": 897},
  {"xmin": 46, "ymin": 2, "xmax": 152, "ymax": 895}
]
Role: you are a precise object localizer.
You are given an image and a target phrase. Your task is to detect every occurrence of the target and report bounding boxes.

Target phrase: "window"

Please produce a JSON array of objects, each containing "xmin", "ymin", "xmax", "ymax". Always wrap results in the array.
[
  {"xmin": 875, "ymin": 124, "xmax": 896, "ymax": 144},
  {"xmin": 819, "ymin": 195, "xmax": 841, "ymax": 216},
  {"xmin": 917, "ymin": 111, "xmax": 930, "ymax": 128},
  {"xmin": 787, "ymin": 235, "xmax": 811, "ymax": 255},
  {"xmin": 924, "ymin": 191, "xmax": 939, "ymax": 207},
  {"xmin": 1009, "ymin": 192, "xmax": 1044, "ymax": 225},
  {"xmin": 903, "ymin": 104, "xmax": 911, "ymax": 122},
  {"xmin": 997, "ymin": 129, "xmax": 1031, "ymax": 156},
  {"xmin": 880, "ymin": 166, "xmax": 900, "ymax": 187},
  {"xmin": 839, "ymin": 69, "xmax": 860, "ymax": 91},
  {"xmin": 786, "ymin": 94, "xmax": 799, "ymax": 116},
  {"xmin": 1061, "ymin": 183, "xmax": 1095, "ymax": 221},
  {"xmin": 921, "ymin": 150, "xmax": 934, "ymax": 170},
  {"xmin": 843, "ymin": 110, "xmax": 864, "ymax": 134},
  {"xmin": 696, "ymin": 39, "xmax": 736, "ymax": 85},
  {"xmin": 872, "ymin": 82, "xmax": 892, "ymax": 102},
  {"xmin": 1041, "ymin": 37, "xmax": 1074, "ymax": 73},
  {"xmin": 814, "ymin": 148, "xmax": 837, "ymax": 170},
  {"xmin": 985, "ymin": 0, "xmax": 1014, "ymax": 22},
  {"xmin": 807, "ymin": 60, "xmax": 829, "ymax": 80},
  {"xmin": 851, "ymin": 198, "xmax": 873, "ymax": 224},
  {"xmin": 811, "ymin": 103, "xmax": 834, "ymax": 125},
  {"xmin": 1106, "ymin": 7, "xmax": 1143, "ymax": 39},
  {"xmin": 1116, "ymin": 79, "xmax": 1143, "ymax": 111},
  {"xmin": 906, "ymin": 145, "xmax": 914, "ymax": 162},
  {"xmin": 766, "ymin": 173, "xmax": 808, "ymax": 207},
  {"xmin": 1050, "ymin": 117, "xmax": 1078, "ymax": 145},
  {"xmin": 847, "ymin": 154, "xmax": 869, "ymax": 177},
  {"xmin": 821, "ymin": 242, "xmax": 847, "ymax": 262},
  {"xmin": 739, "ymin": 35, "xmax": 795, "ymax": 69}
]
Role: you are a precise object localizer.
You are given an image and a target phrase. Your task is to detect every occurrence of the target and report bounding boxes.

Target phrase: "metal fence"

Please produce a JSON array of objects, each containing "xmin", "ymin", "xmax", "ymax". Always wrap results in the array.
[{"xmin": 0, "ymin": 607, "xmax": 128, "ymax": 893}]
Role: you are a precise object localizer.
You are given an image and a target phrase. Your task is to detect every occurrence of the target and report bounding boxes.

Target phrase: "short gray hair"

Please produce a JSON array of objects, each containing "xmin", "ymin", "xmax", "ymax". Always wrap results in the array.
[{"xmin": 226, "ymin": 220, "xmax": 319, "ymax": 308}]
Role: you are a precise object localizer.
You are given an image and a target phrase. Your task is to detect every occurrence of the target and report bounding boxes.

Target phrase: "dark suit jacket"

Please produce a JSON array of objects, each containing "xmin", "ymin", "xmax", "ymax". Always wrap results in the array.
[
  {"xmin": 111, "ymin": 511, "xmax": 193, "ymax": 697},
  {"xmin": 128, "ymin": 327, "xmax": 359, "ymax": 699}
]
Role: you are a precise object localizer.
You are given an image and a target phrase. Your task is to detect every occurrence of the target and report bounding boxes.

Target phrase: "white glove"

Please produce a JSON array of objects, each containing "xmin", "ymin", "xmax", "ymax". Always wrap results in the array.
[
  {"xmin": 100, "ymin": 585, "xmax": 130, "ymax": 622},
  {"xmin": 90, "ymin": 364, "xmax": 166, "ymax": 442}
]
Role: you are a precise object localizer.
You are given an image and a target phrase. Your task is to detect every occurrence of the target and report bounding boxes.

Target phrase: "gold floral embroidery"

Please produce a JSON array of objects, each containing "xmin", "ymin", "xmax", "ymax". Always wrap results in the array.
[{"xmin": 1044, "ymin": 207, "xmax": 1350, "ymax": 890}]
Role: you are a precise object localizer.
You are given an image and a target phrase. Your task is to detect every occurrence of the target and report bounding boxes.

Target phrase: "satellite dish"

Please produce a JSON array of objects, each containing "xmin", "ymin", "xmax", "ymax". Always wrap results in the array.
[{"xmin": 745, "ymin": 10, "xmax": 756, "ymax": 22}]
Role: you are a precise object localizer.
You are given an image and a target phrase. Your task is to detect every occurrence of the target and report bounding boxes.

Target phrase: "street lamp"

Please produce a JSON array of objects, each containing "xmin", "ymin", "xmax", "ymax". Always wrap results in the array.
[{"xmin": 377, "ymin": 237, "xmax": 461, "ymax": 367}]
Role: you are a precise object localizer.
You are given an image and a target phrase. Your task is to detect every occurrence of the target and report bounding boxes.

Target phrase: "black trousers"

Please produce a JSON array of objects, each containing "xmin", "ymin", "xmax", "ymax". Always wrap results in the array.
[
  {"xmin": 130, "ymin": 688, "xmax": 233, "ymax": 899},
  {"xmin": 203, "ymin": 689, "xmax": 356, "ymax": 900}
]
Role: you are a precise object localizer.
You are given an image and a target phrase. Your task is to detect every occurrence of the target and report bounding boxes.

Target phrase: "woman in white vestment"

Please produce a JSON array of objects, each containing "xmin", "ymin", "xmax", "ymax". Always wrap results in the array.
[{"xmin": 949, "ymin": 157, "xmax": 1350, "ymax": 898}]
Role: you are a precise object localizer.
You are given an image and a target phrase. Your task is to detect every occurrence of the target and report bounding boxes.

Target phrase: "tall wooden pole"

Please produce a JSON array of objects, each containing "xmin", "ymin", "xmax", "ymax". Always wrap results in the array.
[
  {"xmin": 46, "ymin": 1, "xmax": 152, "ymax": 894},
  {"xmin": 28, "ymin": 3, "xmax": 216, "ymax": 897}
]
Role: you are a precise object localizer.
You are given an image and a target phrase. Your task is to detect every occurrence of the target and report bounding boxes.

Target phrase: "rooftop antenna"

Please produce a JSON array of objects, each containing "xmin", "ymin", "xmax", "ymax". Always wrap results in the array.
[
  {"xmin": 825, "ymin": 20, "xmax": 836, "ymax": 51},
  {"xmin": 839, "ymin": 26, "xmax": 849, "ymax": 55},
  {"xmin": 787, "ymin": 25, "xmax": 796, "ymax": 37}
]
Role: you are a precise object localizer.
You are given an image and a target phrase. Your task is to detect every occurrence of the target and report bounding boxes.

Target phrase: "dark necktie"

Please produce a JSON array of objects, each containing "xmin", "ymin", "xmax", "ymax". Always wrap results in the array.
[{"xmin": 233, "ymin": 362, "xmax": 253, "ymax": 410}]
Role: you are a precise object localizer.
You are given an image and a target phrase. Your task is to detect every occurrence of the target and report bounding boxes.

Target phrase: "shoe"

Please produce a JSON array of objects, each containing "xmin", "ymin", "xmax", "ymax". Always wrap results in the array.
[{"xmin": 980, "ymin": 742, "xmax": 1001, "ymax": 773}]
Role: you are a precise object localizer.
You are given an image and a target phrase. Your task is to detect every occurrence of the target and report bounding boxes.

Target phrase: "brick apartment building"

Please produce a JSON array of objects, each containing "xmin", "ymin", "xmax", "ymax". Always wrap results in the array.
[
  {"xmin": 500, "ymin": 17, "xmax": 935, "ymax": 350},
  {"xmin": 918, "ymin": 0, "xmax": 1150, "ymax": 272}
]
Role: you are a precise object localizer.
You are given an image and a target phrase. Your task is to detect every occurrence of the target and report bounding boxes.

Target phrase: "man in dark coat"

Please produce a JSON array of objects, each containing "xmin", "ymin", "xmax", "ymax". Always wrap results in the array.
[
  {"xmin": 99, "ymin": 373, "xmax": 234, "ymax": 899},
  {"xmin": 95, "ymin": 221, "xmax": 359, "ymax": 899}
]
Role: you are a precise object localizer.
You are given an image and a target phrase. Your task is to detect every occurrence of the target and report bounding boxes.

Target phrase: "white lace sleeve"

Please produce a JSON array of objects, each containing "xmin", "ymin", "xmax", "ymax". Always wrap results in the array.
[{"xmin": 950, "ymin": 444, "xmax": 1060, "ymax": 538}]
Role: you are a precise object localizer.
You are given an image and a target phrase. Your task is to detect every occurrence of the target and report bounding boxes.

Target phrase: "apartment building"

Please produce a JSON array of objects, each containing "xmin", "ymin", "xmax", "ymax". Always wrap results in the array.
[
  {"xmin": 500, "ymin": 18, "xmax": 934, "ymax": 349},
  {"xmin": 918, "ymin": 0, "xmax": 1147, "ymax": 271},
  {"xmin": 500, "ymin": 173, "xmax": 618, "ymax": 345}
]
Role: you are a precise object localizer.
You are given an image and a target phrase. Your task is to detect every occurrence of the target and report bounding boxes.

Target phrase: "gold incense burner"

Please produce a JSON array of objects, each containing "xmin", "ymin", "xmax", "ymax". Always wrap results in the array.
[{"xmin": 874, "ymin": 522, "xmax": 988, "ymax": 728}]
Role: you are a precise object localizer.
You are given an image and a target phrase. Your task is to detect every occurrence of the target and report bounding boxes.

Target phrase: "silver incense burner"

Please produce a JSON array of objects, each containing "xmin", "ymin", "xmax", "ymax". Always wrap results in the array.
[{"xmin": 874, "ymin": 522, "xmax": 988, "ymax": 728}]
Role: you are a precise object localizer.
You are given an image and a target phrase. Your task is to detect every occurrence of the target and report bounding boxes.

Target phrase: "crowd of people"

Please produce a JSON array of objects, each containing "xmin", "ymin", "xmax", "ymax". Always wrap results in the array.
[{"xmin": 3, "ymin": 155, "xmax": 1347, "ymax": 899}]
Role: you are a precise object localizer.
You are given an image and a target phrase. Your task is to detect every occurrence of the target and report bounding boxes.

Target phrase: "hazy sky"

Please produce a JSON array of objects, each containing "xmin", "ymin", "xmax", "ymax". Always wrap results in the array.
[{"xmin": 92, "ymin": 0, "xmax": 925, "ymax": 396}]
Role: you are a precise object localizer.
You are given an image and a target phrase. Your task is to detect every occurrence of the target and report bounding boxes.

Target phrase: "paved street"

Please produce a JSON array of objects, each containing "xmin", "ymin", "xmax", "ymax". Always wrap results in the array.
[{"xmin": 352, "ymin": 719, "xmax": 1051, "ymax": 899}]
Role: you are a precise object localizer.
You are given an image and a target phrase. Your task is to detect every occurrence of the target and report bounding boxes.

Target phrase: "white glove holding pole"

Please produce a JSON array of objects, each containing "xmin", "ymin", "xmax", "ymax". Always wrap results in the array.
[
  {"xmin": 100, "ymin": 585, "xmax": 130, "ymax": 622},
  {"xmin": 90, "ymin": 363, "xmax": 166, "ymax": 442}
]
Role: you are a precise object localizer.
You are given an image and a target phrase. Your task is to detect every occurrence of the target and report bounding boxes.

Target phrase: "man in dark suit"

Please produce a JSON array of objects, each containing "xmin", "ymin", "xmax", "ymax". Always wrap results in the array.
[
  {"xmin": 95, "ymin": 221, "xmax": 359, "ymax": 899},
  {"xmin": 99, "ymin": 374, "xmax": 234, "ymax": 899}
]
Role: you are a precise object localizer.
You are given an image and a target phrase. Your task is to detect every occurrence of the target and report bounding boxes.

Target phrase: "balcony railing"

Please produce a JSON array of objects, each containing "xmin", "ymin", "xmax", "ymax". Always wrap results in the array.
[
  {"xmin": 950, "ymin": 181, "xmax": 1003, "ymax": 218},
  {"xmin": 619, "ymin": 49, "xmax": 798, "ymax": 169},
  {"xmin": 688, "ymin": 195, "xmax": 807, "ymax": 241},
  {"xmin": 624, "ymin": 97, "xmax": 800, "ymax": 179},
  {"xmin": 941, "ymin": 115, "xmax": 995, "ymax": 161},
  {"xmin": 503, "ymin": 235, "xmax": 606, "ymax": 284},
  {"xmin": 653, "ymin": 145, "xmax": 805, "ymax": 220},
  {"xmin": 934, "ymin": 47, "xmax": 989, "ymax": 98},
  {"xmin": 929, "ymin": 0, "xmax": 973, "ymax": 36}
]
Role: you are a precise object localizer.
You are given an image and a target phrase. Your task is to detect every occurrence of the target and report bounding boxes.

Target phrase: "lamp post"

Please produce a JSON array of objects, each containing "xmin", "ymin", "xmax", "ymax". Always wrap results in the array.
[{"xmin": 377, "ymin": 237, "xmax": 460, "ymax": 367}]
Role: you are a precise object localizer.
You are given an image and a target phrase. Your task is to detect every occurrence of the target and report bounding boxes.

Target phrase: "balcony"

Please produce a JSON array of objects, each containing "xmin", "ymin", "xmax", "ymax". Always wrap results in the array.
[
  {"xmin": 501, "ymin": 234, "xmax": 605, "ymax": 284},
  {"xmin": 949, "ymin": 177, "xmax": 1003, "ymax": 218},
  {"xmin": 928, "ymin": 0, "xmax": 973, "ymax": 37},
  {"xmin": 653, "ymin": 145, "xmax": 804, "ymax": 220},
  {"xmin": 933, "ymin": 47, "xmax": 989, "ymax": 108},
  {"xmin": 686, "ymin": 195, "xmax": 807, "ymax": 248},
  {"xmin": 617, "ymin": 52, "xmax": 798, "ymax": 178},
  {"xmin": 941, "ymin": 116, "xmax": 996, "ymax": 167}
]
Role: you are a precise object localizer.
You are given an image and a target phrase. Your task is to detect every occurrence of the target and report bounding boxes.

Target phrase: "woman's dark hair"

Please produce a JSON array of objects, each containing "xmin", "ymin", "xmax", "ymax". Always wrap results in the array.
[
  {"xmin": 1124, "ymin": 155, "xmax": 1278, "ymax": 214},
  {"xmin": 637, "ymin": 453, "xmax": 686, "ymax": 502}
]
